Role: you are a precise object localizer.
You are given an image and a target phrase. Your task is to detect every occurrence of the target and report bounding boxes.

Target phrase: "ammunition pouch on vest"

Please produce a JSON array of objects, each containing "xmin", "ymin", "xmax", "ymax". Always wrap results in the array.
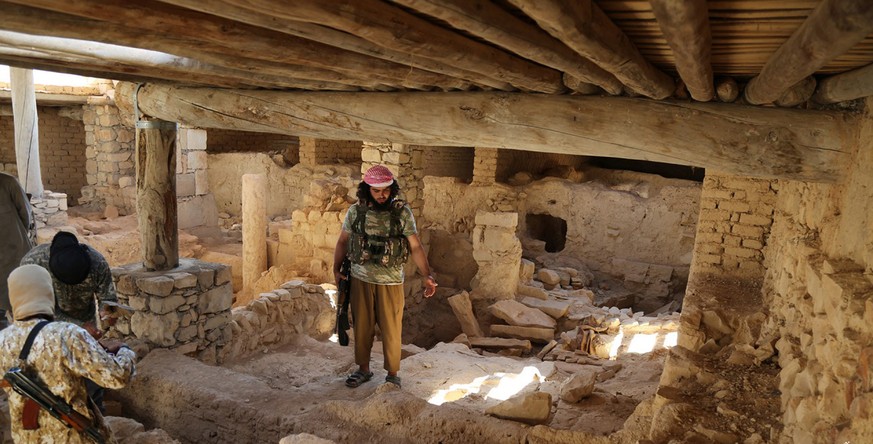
[{"xmin": 347, "ymin": 201, "xmax": 410, "ymax": 267}]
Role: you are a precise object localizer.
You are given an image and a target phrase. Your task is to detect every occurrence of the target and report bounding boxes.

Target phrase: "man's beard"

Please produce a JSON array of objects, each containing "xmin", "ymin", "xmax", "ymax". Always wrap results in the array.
[{"xmin": 370, "ymin": 197, "xmax": 392, "ymax": 211}]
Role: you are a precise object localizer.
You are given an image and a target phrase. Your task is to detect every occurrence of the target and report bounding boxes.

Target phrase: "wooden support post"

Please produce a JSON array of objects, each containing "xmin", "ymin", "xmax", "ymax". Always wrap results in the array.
[
  {"xmin": 136, "ymin": 117, "xmax": 179, "ymax": 271},
  {"xmin": 242, "ymin": 174, "xmax": 267, "ymax": 293},
  {"xmin": 9, "ymin": 67, "xmax": 43, "ymax": 195}
]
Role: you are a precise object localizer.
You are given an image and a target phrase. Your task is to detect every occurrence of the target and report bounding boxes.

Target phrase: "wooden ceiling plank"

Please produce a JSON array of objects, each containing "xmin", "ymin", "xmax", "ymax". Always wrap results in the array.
[
  {"xmin": 0, "ymin": 32, "xmax": 358, "ymax": 91},
  {"xmin": 122, "ymin": 84, "xmax": 852, "ymax": 182},
  {"xmin": 2, "ymin": 0, "xmax": 471, "ymax": 91},
  {"xmin": 650, "ymin": 0, "xmax": 714, "ymax": 101},
  {"xmin": 813, "ymin": 63, "xmax": 873, "ymax": 104},
  {"xmin": 0, "ymin": 2, "xmax": 393, "ymax": 90},
  {"xmin": 388, "ymin": 0, "xmax": 623, "ymax": 94},
  {"xmin": 744, "ymin": 0, "xmax": 873, "ymax": 104},
  {"xmin": 508, "ymin": 0, "xmax": 675, "ymax": 99},
  {"xmin": 156, "ymin": 0, "xmax": 512, "ymax": 91},
  {"xmin": 201, "ymin": 0, "xmax": 564, "ymax": 93}
]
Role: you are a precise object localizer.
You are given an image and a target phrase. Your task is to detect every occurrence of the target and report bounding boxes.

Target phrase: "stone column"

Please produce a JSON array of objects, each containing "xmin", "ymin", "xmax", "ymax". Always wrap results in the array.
[
  {"xmin": 470, "ymin": 211, "xmax": 522, "ymax": 301},
  {"xmin": 242, "ymin": 174, "xmax": 267, "ymax": 293},
  {"xmin": 472, "ymin": 147, "xmax": 499, "ymax": 186},
  {"xmin": 136, "ymin": 118, "xmax": 178, "ymax": 271},
  {"xmin": 10, "ymin": 68, "xmax": 43, "ymax": 195}
]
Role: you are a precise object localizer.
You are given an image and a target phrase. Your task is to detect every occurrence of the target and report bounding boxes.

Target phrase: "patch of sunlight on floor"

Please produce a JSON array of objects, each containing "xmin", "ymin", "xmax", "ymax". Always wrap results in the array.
[
  {"xmin": 627, "ymin": 333, "xmax": 658, "ymax": 354},
  {"xmin": 328, "ymin": 333, "xmax": 338, "ymax": 344},
  {"xmin": 663, "ymin": 331, "xmax": 678, "ymax": 348},
  {"xmin": 428, "ymin": 366, "xmax": 545, "ymax": 406}
]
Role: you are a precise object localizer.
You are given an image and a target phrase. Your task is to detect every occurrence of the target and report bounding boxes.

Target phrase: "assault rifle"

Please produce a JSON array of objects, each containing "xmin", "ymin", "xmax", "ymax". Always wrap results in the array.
[
  {"xmin": 336, "ymin": 258, "xmax": 352, "ymax": 346},
  {"xmin": 3, "ymin": 367, "xmax": 106, "ymax": 444}
]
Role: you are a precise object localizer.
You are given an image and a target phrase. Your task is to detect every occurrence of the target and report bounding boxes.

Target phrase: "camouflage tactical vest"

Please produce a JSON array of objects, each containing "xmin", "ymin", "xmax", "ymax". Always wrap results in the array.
[{"xmin": 347, "ymin": 200, "xmax": 410, "ymax": 268}]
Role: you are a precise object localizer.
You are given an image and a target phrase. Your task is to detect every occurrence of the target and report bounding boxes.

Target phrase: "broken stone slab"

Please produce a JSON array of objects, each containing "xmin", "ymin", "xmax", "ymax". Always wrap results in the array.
[
  {"xmin": 520, "ymin": 297, "xmax": 572, "ymax": 319},
  {"xmin": 280, "ymin": 434, "xmax": 336, "ymax": 444},
  {"xmin": 537, "ymin": 269, "xmax": 561, "ymax": 286},
  {"xmin": 536, "ymin": 340, "xmax": 559, "ymax": 360},
  {"xmin": 490, "ymin": 325, "xmax": 554, "ymax": 344},
  {"xmin": 489, "ymin": 300, "xmax": 556, "ymax": 329},
  {"xmin": 519, "ymin": 258, "xmax": 535, "ymax": 283},
  {"xmin": 447, "ymin": 291, "xmax": 484, "ymax": 337},
  {"xmin": 518, "ymin": 284, "xmax": 549, "ymax": 300},
  {"xmin": 452, "ymin": 333, "xmax": 471, "ymax": 348},
  {"xmin": 469, "ymin": 337, "xmax": 532, "ymax": 353},
  {"xmin": 401, "ymin": 343, "xmax": 427, "ymax": 359},
  {"xmin": 560, "ymin": 368, "xmax": 598, "ymax": 402},
  {"xmin": 485, "ymin": 391, "xmax": 552, "ymax": 425}
]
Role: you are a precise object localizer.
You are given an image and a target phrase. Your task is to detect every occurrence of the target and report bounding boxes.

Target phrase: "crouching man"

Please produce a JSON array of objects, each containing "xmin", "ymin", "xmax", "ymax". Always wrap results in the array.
[{"xmin": 0, "ymin": 264, "xmax": 136, "ymax": 443}]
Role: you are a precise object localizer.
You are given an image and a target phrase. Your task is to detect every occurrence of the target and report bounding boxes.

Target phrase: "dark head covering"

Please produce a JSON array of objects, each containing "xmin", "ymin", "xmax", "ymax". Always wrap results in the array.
[{"xmin": 49, "ymin": 231, "xmax": 91, "ymax": 285}]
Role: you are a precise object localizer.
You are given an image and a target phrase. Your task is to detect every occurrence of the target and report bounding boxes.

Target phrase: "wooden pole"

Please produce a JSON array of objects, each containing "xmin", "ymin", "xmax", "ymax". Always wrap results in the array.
[
  {"xmin": 650, "ymin": 0, "xmax": 713, "ymax": 102},
  {"xmin": 9, "ymin": 67, "xmax": 43, "ymax": 196},
  {"xmin": 135, "ymin": 117, "xmax": 179, "ymax": 271},
  {"xmin": 744, "ymin": 0, "xmax": 873, "ymax": 105},
  {"xmin": 813, "ymin": 63, "xmax": 873, "ymax": 104}
]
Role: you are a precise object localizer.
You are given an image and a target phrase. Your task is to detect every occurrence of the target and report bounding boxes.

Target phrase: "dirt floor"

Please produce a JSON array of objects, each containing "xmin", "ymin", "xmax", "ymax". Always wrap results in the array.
[{"xmin": 8, "ymin": 212, "xmax": 782, "ymax": 443}]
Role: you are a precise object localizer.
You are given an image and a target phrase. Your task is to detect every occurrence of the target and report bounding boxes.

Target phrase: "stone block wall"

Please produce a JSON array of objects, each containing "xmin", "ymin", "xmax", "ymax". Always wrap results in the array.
[
  {"xmin": 176, "ymin": 127, "xmax": 219, "ymax": 229},
  {"xmin": 361, "ymin": 142, "xmax": 425, "ymax": 217},
  {"xmin": 278, "ymin": 210, "xmax": 344, "ymax": 283},
  {"xmin": 30, "ymin": 191, "xmax": 68, "ymax": 228},
  {"xmin": 0, "ymin": 107, "xmax": 87, "ymax": 202},
  {"xmin": 80, "ymin": 103, "xmax": 136, "ymax": 212},
  {"xmin": 691, "ymin": 172, "xmax": 777, "ymax": 281},
  {"xmin": 421, "ymin": 146, "xmax": 473, "ymax": 181},
  {"xmin": 299, "ymin": 137, "xmax": 362, "ymax": 166},
  {"xmin": 221, "ymin": 280, "xmax": 334, "ymax": 361},
  {"xmin": 110, "ymin": 259, "xmax": 234, "ymax": 365}
]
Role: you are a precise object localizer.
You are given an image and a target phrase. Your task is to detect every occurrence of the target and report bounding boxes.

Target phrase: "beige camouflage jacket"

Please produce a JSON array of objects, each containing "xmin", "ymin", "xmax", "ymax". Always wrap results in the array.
[{"xmin": 0, "ymin": 320, "xmax": 136, "ymax": 444}]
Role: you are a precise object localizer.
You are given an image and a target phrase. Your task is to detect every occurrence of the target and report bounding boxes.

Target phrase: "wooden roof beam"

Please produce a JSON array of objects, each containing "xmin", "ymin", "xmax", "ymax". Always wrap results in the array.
[
  {"xmin": 0, "ymin": 2, "xmax": 396, "ymax": 90},
  {"xmin": 650, "ymin": 0, "xmax": 714, "ymax": 102},
  {"xmin": 388, "ymin": 0, "xmax": 622, "ymax": 95},
  {"xmin": 193, "ymin": 0, "xmax": 564, "ymax": 93},
  {"xmin": 814, "ymin": 63, "xmax": 873, "ymax": 104},
  {"xmin": 0, "ymin": 32, "xmax": 359, "ymax": 91},
  {"xmin": 155, "ymin": 0, "xmax": 513, "ymax": 91},
  {"xmin": 2, "ymin": 0, "xmax": 470, "ymax": 91},
  {"xmin": 744, "ymin": 0, "xmax": 873, "ymax": 105},
  {"xmin": 119, "ymin": 83, "xmax": 853, "ymax": 182},
  {"xmin": 509, "ymin": 0, "xmax": 674, "ymax": 99}
]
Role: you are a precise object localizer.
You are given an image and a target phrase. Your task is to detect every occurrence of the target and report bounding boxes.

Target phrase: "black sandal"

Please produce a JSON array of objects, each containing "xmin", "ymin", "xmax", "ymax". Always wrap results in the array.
[
  {"xmin": 345, "ymin": 370, "xmax": 373, "ymax": 388},
  {"xmin": 385, "ymin": 375, "xmax": 401, "ymax": 388}
]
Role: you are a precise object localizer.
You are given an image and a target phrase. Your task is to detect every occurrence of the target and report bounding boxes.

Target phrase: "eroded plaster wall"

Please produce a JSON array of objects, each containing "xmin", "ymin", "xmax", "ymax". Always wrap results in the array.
[{"xmin": 757, "ymin": 102, "xmax": 873, "ymax": 443}]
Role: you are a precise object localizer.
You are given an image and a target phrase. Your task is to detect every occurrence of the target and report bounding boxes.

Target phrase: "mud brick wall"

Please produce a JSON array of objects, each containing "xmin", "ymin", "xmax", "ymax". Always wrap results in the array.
[
  {"xmin": 495, "ymin": 151, "xmax": 587, "ymax": 183},
  {"xmin": 691, "ymin": 172, "xmax": 777, "ymax": 280},
  {"xmin": 298, "ymin": 137, "xmax": 362, "ymax": 166},
  {"xmin": 80, "ymin": 103, "xmax": 136, "ymax": 212},
  {"xmin": 206, "ymin": 129, "xmax": 298, "ymax": 159},
  {"xmin": 0, "ymin": 107, "xmax": 87, "ymax": 202},
  {"xmin": 422, "ymin": 146, "xmax": 474, "ymax": 181},
  {"xmin": 472, "ymin": 147, "xmax": 499, "ymax": 185}
]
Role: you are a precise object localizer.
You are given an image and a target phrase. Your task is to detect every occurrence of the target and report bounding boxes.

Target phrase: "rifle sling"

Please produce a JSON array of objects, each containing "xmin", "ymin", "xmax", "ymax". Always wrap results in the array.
[{"xmin": 18, "ymin": 320, "xmax": 50, "ymax": 430}]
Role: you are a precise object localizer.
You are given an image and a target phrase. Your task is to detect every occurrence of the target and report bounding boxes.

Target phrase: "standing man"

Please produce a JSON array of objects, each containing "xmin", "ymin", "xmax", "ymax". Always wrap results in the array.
[
  {"xmin": 334, "ymin": 165, "xmax": 437, "ymax": 389},
  {"xmin": 0, "ymin": 172, "xmax": 33, "ymax": 328},
  {"xmin": 0, "ymin": 264, "xmax": 135, "ymax": 443}
]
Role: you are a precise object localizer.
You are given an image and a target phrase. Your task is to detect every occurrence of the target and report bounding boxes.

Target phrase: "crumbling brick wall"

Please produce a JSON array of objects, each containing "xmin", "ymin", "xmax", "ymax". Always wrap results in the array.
[
  {"xmin": 298, "ymin": 137, "xmax": 361, "ymax": 166},
  {"xmin": 422, "ymin": 146, "xmax": 473, "ymax": 181},
  {"xmin": 207, "ymin": 129, "xmax": 298, "ymax": 162},
  {"xmin": 0, "ymin": 107, "xmax": 87, "ymax": 202},
  {"xmin": 690, "ymin": 172, "xmax": 777, "ymax": 280}
]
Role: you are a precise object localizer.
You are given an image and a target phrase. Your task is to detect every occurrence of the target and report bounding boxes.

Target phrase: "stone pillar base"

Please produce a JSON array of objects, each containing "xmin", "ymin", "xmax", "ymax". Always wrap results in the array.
[{"xmin": 110, "ymin": 258, "xmax": 234, "ymax": 364}]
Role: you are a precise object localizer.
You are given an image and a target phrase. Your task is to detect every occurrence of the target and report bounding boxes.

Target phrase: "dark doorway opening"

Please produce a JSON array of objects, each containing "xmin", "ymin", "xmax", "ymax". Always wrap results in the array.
[{"xmin": 526, "ymin": 213, "xmax": 567, "ymax": 253}]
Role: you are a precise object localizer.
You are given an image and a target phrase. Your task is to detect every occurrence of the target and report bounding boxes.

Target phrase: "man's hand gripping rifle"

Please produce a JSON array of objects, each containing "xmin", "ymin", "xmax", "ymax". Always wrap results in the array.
[
  {"xmin": 3, "ymin": 367, "xmax": 106, "ymax": 444},
  {"xmin": 336, "ymin": 258, "xmax": 352, "ymax": 346}
]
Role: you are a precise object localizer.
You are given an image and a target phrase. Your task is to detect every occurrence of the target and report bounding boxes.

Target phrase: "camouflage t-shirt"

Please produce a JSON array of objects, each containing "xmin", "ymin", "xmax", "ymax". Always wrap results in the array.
[
  {"xmin": 20, "ymin": 244, "xmax": 118, "ymax": 326},
  {"xmin": 342, "ymin": 202, "xmax": 417, "ymax": 285},
  {"xmin": 0, "ymin": 320, "xmax": 136, "ymax": 444}
]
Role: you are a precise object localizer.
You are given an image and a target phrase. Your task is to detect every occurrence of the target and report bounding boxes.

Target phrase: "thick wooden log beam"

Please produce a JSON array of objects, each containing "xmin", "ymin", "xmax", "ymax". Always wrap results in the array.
[
  {"xmin": 122, "ymin": 84, "xmax": 853, "ymax": 182},
  {"xmin": 188, "ymin": 0, "xmax": 564, "ymax": 93},
  {"xmin": 716, "ymin": 77, "xmax": 739, "ymax": 103},
  {"xmin": 744, "ymin": 0, "xmax": 873, "ymax": 105},
  {"xmin": 155, "ymin": 0, "xmax": 513, "ymax": 91},
  {"xmin": 136, "ymin": 118, "xmax": 179, "ymax": 271},
  {"xmin": 509, "ymin": 0, "xmax": 674, "ymax": 99},
  {"xmin": 0, "ymin": 1, "xmax": 462, "ymax": 91},
  {"xmin": 389, "ymin": 0, "xmax": 622, "ymax": 95},
  {"xmin": 0, "ymin": 32, "xmax": 358, "ymax": 91},
  {"xmin": 814, "ymin": 63, "xmax": 873, "ymax": 104},
  {"xmin": 649, "ymin": 0, "xmax": 714, "ymax": 102},
  {"xmin": 775, "ymin": 76, "xmax": 816, "ymax": 108}
]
